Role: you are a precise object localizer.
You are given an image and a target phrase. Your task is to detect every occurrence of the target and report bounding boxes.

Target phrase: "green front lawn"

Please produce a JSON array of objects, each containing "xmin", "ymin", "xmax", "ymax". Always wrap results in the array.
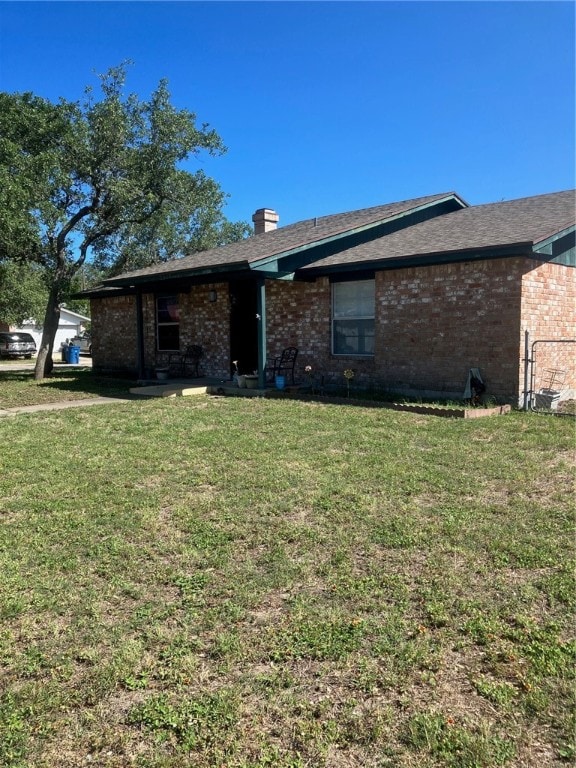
[{"xmin": 0, "ymin": 388, "xmax": 573, "ymax": 767}]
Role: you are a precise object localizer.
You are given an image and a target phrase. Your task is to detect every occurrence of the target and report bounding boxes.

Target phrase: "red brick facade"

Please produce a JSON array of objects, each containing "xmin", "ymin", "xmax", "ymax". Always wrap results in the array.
[
  {"xmin": 91, "ymin": 282, "xmax": 232, "ymax": 379},
  {"xmin": 91, "ymin": 257, "xmax": 575, "ymax": 402},
  {"xmin": 520, "ymin": 260, "xmax": 576, "ymax": 397},
  {"xmin": 91, "ymin": 295, "xmax": 138, "ymax": 371}
]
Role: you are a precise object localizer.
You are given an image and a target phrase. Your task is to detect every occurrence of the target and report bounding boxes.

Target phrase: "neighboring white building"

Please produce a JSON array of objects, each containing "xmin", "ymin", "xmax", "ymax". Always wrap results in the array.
[{"xmin": 3, "ymin": 307, "xmax": 90, "ymax": 355}]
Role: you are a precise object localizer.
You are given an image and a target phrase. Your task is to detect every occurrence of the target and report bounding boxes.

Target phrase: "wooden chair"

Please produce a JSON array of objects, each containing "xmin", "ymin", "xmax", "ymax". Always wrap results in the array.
[{"xmin": 266, "ymin": 346, "xmax": 298, "ymax": 385}]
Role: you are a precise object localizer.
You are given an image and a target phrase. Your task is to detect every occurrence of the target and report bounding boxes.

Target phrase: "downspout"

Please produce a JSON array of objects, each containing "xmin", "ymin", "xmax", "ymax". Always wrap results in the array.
[
  {"xmin": 136, "ymin": 287, "xmax": 145, "ymax": 380},
  {"xmin": 256, "ymin": 278, "xmax": 266, "ymax": 388}
]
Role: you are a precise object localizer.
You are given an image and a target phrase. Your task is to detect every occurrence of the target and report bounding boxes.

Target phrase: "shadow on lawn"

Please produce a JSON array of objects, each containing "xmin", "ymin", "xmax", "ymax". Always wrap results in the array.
[{"xmin": 0, "ymin": 368, "xmax": 135, "ymax": 399}]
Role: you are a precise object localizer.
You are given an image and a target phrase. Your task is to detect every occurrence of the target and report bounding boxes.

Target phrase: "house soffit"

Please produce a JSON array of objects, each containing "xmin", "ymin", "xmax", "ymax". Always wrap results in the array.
[
  {"xmin": 299, "ymin": 242, "xmax": 534, "ymax": 277},
  {"xmin": 533, "ymin": 225, "xmax": 576, "ymax": 266}
]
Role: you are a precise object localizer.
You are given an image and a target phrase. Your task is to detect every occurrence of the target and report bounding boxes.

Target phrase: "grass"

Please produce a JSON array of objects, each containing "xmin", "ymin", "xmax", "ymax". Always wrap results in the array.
[
  {"xmin": 0, "ymin": 367, "xmax": 132, "ymax": 408},
  {"xmin": 0, "ymin": 370, "xmax": 574, "ymax": 767}
]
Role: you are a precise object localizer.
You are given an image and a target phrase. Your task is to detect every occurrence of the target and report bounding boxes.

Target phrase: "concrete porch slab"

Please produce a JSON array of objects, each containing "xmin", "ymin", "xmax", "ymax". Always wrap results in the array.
[
  {"xmin": 129, "ymin": 378, "xmax": 213, "ymax": 398},
  {"xmin": 129, "ymin": 377, "xmax": 297, "ymax": 399}
]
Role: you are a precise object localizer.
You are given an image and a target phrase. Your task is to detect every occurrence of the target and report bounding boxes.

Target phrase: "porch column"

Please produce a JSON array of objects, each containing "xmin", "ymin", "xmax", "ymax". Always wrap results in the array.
[
  {"xmin": 135, "ymin": 287, "xmax": 145, "ymax": 380},
  {"xmin": 256, "ymin": 278, "xmax": 266, "ymax": 388}
]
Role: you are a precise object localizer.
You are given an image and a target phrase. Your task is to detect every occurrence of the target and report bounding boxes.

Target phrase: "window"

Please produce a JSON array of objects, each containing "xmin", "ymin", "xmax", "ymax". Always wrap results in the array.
[
  {"xmin": 156, "ymin": 296, "xmax": 180, "ymax": 351},
  {"xmin": 332, "ymin": 280, "xmax": 375, "ymax": 356}
]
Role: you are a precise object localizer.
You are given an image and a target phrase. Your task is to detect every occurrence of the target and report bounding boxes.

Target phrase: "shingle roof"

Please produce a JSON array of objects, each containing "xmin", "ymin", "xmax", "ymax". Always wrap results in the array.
[
  {"xmin": 104, "ymin": 192, "xmax": 463, "ymax": 284},
  {"xmin": 100, "ymin": 189, "xmax": 574, "ymax": 287},
  {"xmin": 303, "ymin": 190, "xmax": 576, "ymax": 270}
]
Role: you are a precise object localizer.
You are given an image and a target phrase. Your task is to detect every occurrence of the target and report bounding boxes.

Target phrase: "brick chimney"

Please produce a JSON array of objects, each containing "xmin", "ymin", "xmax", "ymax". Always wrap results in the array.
[{"xmin": 252, "ymin": 208, "xmax": 279, "ymax": 234}]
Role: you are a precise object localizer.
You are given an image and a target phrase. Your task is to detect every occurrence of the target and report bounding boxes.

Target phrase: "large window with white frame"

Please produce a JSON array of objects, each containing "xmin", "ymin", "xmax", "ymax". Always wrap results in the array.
[
  {"xmin": 332, "ymin": 279, "xmax": 375, "ymax": 356},
  {"xmin": 156, "ymin": 295, "xmax": 180, "ymax": 351}
]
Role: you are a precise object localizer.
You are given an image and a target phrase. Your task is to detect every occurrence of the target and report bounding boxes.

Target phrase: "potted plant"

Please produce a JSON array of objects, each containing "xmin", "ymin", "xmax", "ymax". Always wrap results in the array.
[{"xmin": 245, "ymin": 372, "xmax": 259, "ymax": 389}]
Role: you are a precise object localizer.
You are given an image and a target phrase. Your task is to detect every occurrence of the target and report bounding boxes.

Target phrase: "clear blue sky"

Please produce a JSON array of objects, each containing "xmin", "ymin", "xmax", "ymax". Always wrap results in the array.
[{"xmin": 1, "ymin": 1, "xmax": 574, "ymax": 226}]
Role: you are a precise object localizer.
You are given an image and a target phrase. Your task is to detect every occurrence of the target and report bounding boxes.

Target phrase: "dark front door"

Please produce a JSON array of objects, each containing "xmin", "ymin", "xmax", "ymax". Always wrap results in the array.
[{"xmin": 229, "ymin": 280, "xmax": 258, "ymax": 376}]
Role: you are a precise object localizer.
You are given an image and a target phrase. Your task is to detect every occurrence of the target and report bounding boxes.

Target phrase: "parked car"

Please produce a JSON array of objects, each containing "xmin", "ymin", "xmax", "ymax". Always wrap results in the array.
[
  {"xmin": 70, "ymin": 332, "xmax": 92, "ymax": 355},
  {"xmin": 0, "ymin": 332, "xmax": 37, "ymax": 359}
]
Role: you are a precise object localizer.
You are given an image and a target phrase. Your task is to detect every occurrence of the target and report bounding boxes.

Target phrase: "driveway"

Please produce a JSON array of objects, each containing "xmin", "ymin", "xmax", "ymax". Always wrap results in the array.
[{"xmin": 0, "ymin": 355, "xmax": 93, "ymax": 371}]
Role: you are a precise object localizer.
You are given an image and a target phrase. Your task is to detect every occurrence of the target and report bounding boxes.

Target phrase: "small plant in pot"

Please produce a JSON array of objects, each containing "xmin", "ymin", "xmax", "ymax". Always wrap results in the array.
[
  {"xmin": 155, "ymin": 367, "xmax": 169, "ymax": 381},
  {"xmin": 245, "ymin": 371, "xmax": 259, "ymax": 389}
]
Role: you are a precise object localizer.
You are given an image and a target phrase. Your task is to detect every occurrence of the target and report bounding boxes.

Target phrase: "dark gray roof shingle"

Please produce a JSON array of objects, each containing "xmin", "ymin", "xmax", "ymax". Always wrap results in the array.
[
  {"xmin": 304, "ymin": 190, "xmax": 576, "ymax": 270},
  {"xmin": 104, "ymin": 192, "xmax": 462, "ymax": 283},
  {"xmin": 101, "ymin": 189, "xmax": 574, "ymax": 286}
]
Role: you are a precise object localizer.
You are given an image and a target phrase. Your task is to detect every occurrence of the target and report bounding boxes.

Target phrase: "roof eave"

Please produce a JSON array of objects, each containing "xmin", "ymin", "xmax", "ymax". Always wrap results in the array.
[
  {"xmin": 104, "ymin": 261, "xmax": 250, "ymax": 287},
  {"xmin": 299, "ymin": 242, "xmax": 533, "ymax": 277},
  {"xmin": 250, "ymin": 194, "xmax": 467, "ymax": 271}
]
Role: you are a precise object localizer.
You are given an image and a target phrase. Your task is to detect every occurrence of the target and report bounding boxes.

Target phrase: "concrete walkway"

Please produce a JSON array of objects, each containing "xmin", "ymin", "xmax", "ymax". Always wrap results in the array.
[
  {"xmin": 0, "ymin": 357, "xmax": 134, "ymax": 417},
  {"xmin": 0, "ymin": 396, "xmax": 139, "ymax": 417},
  {"xmin": 0, "ymin": 362, "xmax": 279, "ymax": 416}
]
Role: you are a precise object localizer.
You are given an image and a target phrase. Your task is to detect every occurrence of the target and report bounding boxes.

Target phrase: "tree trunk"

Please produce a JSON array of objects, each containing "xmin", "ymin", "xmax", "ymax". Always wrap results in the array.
[{"xmin": 34, "ymin": 283, "xmax": 62, "ymax": 380}]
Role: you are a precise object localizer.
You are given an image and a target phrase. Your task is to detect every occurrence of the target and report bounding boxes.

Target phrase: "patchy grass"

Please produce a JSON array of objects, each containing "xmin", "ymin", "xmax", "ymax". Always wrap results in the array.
[
  {"xmin": 0, "ymin": 368, "xmax": 132, "ymax": 409},
  {"xmin": 0, "ymin": 392, "xmax": 574, "ymax": 767}
]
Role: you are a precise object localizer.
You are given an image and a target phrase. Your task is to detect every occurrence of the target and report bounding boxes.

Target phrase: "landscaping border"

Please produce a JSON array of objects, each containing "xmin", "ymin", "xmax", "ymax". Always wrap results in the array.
[{"xmin": 266, "ymin": 390, "xmax": 512, "ymax": 418}]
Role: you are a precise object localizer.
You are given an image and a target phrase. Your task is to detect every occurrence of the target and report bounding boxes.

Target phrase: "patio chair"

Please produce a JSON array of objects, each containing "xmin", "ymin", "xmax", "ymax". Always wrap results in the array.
[
  {"xmin": 265, "ymin": 346, "xmax": 298, "ymax": 385},
  {"xmin": 167, "ymin": 344, "xmax": 203, "ymax": 377},
  {"xmin": 181, "ymin": 344, "xmax": 203, "ymax": 377}
]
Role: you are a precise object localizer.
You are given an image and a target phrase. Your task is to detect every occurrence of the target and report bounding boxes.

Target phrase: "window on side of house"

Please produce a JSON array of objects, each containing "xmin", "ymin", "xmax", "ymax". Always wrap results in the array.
[
  {"xmin": 156, "ymin": 295, "xmax": 180, "ymax": 351},
  {"xmin": 332, "ymin": 279, "xmax": 375, "ymax": 356}
]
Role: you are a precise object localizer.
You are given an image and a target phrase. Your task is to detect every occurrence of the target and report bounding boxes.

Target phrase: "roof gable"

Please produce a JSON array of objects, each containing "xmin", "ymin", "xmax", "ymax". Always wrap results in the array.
[
  {"xmin": 302, "ymin": 190, "xmax": 576, "ymax": 273},
  {"xmin": 104, "ymin": 192, "xmax": 466, "ymax": 286}
]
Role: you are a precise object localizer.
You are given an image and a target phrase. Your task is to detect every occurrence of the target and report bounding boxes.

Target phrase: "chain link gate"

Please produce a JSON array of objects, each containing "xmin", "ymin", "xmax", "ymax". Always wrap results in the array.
[{"xmin": 523, "ymin": 332, "xmax": 576, "ymax": 414}]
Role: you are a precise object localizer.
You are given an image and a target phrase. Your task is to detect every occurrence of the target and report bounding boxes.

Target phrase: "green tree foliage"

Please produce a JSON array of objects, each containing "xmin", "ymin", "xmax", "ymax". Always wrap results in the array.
[
  {"xmin": 0, "ymin": 261, "xmax": 48, "ymax": 326},
  {"xmin": 0, "ymin": 63, "xmax": 249, "ymax": 379}
]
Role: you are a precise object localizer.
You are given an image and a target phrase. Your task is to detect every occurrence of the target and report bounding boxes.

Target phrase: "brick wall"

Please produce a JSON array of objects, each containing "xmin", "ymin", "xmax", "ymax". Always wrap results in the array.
[
  {"xmin": 176, "ymin": 284, "xmax": 230, "ymax": 379},
  {"xmin": 520, "ymin": 260, "xmax": 576, "ymax": 399},
  {"xmin": 375, "ymin": 259, "xmax": 525, "ymax": 399},
  {"xmin": 266, "ymin": 259, "xmax": 527, "ymax": 399},
  {"xmin": 91, "ymin": 295, "xmax": 138, "ymax": 372},
  {"xmin": 91, "ymin": 258, "xmax": 574, "ymax": 401},
  {"xmin": 92, "ymin": 283, "xmax": 231, "ymax": 378}
]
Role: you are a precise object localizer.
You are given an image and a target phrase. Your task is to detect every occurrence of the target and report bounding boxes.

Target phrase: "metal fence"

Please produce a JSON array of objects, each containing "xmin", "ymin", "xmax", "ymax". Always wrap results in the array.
[{"xmin": 523, "ymin": 333, "xmax": 576, "ymax": 414}]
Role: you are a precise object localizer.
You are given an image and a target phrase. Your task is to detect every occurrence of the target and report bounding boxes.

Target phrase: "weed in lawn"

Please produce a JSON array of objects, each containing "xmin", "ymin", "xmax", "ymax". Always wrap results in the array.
[
  {"xmin": 129, "ymin": 690, "xmax": 238, "ymax": 756},
  {"xmin": 472, "ymin": 676, "xmax": 517, "ymax": 710},
  {"xmin": 402, "ymin": 712, "xmax": 516, "ymax": 767},
  {"xmin": 268, "ymin": 615, "xmax": 366, "ymax": 662},
  {"xmin": 536, "ymin": 565, "xmax": 576, "ymax": 610},
  {"xmin": 371, "ymin": 516, "xmax": 420, "ymax": 549},
  {"xmin": 0, "ymin": 692, "xmax": 31, "ymax": 765}
]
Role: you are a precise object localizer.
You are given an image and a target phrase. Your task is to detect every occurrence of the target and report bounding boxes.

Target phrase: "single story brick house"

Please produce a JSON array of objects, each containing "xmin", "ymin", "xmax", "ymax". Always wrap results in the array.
[{"xmin": 83, "ymin": 189, "xmax": 575, "ymax": 404}]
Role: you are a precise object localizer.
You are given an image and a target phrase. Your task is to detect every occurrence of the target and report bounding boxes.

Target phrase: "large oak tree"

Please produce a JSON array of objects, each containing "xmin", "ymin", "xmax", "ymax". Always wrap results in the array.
[{"xmin": 0, "ymin": 64, "xmax": 249, "ymax": 379}]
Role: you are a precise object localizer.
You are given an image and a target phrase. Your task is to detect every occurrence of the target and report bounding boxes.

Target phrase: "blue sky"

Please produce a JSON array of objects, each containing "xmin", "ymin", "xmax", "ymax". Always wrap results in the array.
[{"xmin": 1, "ymin": 1, "xmax": 574, "ymax": 226}]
